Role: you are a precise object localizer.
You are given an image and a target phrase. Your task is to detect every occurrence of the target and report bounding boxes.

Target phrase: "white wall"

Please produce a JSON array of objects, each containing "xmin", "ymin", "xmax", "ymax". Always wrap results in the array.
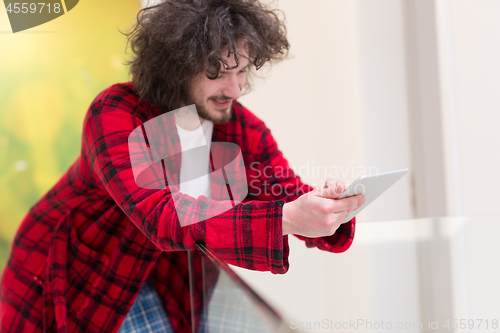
[
  {"xmin": 437, "ymin": 0, "xmax": 500, "ymax": 325},
  {"xmin": 354, "ymin": 0, "xmax": 414, "ymax": 221},
  {"xmin": 445, "ymin": 0, "xmax": 500, "ymax": 216}
]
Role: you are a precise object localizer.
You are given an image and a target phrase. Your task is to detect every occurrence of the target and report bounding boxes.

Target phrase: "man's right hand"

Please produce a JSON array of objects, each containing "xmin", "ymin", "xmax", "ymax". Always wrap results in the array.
[{"xmin": 282, "ymin": 179, "xmax": 365, "ymax": 237}]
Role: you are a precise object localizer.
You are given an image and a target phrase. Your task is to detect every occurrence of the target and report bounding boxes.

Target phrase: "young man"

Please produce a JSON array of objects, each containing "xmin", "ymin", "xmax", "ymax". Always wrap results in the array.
[{"xmin": 0, "ymin": 0, "xmax": 365, "ymax": 332}]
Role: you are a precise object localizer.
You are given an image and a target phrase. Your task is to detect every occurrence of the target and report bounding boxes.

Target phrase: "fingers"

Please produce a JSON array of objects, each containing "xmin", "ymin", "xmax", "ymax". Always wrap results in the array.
[
  {"xmin": 316, "ymin": 179, "xmax": 345, "ymax": 199},
  {"xmin": 331, "ymin": 194, "xmax": 366, "ymax": 214},
  {"xmin": 323, "ymin": 179, "xmax": 337, "ymax": 188},
  {"xmin": 314, "ymin": 179, "xmax": 365, "ymax": 215}
]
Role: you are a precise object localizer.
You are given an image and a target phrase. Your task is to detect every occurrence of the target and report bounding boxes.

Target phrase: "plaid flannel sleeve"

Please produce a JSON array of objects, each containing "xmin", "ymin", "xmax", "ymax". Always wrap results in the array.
[
  {"xmin": 249, "ymin": 123, "xmax": 356, "ymax": 253},
  {"xmin": 83, "ymin": 97, "xmax": 290, "ymax": 274}
]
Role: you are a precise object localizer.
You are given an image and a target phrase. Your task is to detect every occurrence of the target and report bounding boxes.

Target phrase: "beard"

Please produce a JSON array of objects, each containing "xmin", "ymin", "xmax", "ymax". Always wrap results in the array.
[
  {"xmin": 196, "ymin": 102, "xmax": 232, "ymax": 125},
  {"xmin": 184, "ymin": 90, "xmax": 232, "ymax": 125}
]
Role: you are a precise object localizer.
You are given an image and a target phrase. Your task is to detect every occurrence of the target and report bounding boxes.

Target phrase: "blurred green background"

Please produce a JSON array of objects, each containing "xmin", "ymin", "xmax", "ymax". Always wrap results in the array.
[{"xmin": 0, "ymin": 1, "xmax": 141, "ymax": 271}]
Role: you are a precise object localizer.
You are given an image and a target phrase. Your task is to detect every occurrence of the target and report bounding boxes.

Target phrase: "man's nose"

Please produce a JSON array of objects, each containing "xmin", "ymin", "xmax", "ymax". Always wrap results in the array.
[{"xmin": 222, "ymin": 74, "xmax": 242, "ymax": 100}]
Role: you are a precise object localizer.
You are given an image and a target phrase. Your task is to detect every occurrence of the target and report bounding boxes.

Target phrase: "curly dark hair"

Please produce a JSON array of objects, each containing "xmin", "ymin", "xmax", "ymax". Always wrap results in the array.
[{"xmin": 124, "ymin": 0, "xmax": 290, "ymax": 112}]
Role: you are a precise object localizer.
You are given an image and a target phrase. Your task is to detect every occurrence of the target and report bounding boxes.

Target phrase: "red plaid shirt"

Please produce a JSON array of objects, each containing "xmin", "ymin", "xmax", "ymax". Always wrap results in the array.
[{"xmin": 0, "ymin": 82, "xmax": 356, "ymax": 333}]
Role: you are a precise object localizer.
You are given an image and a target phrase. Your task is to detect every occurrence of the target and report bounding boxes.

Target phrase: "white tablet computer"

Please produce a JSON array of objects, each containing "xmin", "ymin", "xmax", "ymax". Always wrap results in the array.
[{"xmin": 338, "ymin": 168, "xmax": 409, "ymax": 223}]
